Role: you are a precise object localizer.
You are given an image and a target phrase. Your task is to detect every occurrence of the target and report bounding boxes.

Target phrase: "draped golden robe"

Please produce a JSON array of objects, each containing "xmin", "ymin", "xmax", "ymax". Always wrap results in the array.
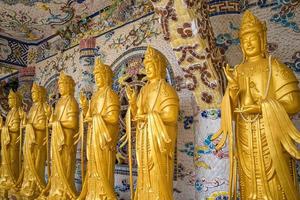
[
  {"xmin": 79, "ymin": 88, "xmax": 119, "ymax": 200},
  {"xmin": 39, "ymin": 95, "xmax": 79, "ymax": 200},
  {"xmin": 0, "ymin": 107, "xmax": 21, "ymax": 189},
  {"xmin": 134, "ymin": 80, "xmax": 179, "ymax": 200},
  {"xmin": 16, "ymin": 102, "xmax": 49, "ymax": 198},
  {"xmin": 216, "ymin": 57, "xmax": 300, "ymax": 200}
]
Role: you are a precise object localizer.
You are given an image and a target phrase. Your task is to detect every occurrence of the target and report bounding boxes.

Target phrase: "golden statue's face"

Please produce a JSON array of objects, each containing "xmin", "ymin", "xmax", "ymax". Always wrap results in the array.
[
  {"xmin": 95, "ymin": 71, "xmax": 106, "ymax": 88},
  {"xmin": 8, "ymin": 96, "xmax": 16, "ymax": 108},
  {"xmin": 58, "ymin": 80, "xmax": 69, "ymax": 96},
  {"xmin": 241, "ymin": 32, "xmax": 262, "ymax": 58},
  {"xmin": 32, "ymin": 90, "xmax": 40, "ymax": 103},
  {"xmin": 144, "ymin": 59, "xmax": 157, "ymax": 80}
]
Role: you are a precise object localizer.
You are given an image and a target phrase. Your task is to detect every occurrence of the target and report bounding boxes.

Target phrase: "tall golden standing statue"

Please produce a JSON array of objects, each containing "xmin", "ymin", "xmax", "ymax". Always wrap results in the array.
[
  {"xmin": 0, "ymin": 90, "xmax": 23, "ymax": 198},
  {"xmin": 13, "ymin": 83, "xmax": 50, "ymax": 199},
  {"xmin": 78, "ymin": 59, "xmax": 120, "ymax": 200},
  {"xmin": 38, "ymin": 72, "xmax": 79, "ymax": 200},
  {"xmin": 213, "ymin": 11, "xmax": 300, "ymax": 200},
  {"xmin": 126, "ymin": 46, "xmax": 179, "ymax": 200}
]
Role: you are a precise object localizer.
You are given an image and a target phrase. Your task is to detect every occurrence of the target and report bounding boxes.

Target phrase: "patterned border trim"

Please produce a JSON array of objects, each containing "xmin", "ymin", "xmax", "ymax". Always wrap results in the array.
[
  {"xmin": 0, "ymin": 36, "xmax": 29, "ymax": 67},
  {"xmin": 208, "ymin": 0, "xmax": 277, "ymax": 16},
  {"xmin": 36, "ymin": 12, "xmax": 154, "ymax": 63},
  {"xmin": 209, "ymin": 0, "xmax": 240, "ymax": 16}
]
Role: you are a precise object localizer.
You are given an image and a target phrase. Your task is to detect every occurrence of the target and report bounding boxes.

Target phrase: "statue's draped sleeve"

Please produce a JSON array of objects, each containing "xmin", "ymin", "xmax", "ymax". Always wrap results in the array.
[
  {"xmin": 259, "ymin": 59, "xmax": 300, "ymax": 200},
  {"xmin": 272, "ymin": 59, "xmax": 300, "ymax": 114},
  {"xmin": 146, "ymin": 82, "xmax": 179, "ymax": 200},
  {"xmin": 87, "ymin": 89, "xmax": 119, "ymax": 199},
  {"xmin": 66, "ymin": 98, "xmax": 79, "ymax": 132}
]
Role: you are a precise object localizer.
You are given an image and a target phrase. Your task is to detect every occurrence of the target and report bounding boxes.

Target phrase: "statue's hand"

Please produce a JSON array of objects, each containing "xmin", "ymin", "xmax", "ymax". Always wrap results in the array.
[
  {"xmin": 134, "ymin": 114, "xmax": 146, "ymax": 122},
  {"xmin": 79, "ymin": 91, "xmax": 87, "ymax": 106},
  {"xmin": 224, "ymin": 64, "xmax": 239, "ymax": 90},
  {"xmin": 19, "ymin": 109, "xmax": 27, "ymax": 124},
  {"xmin": 125, "ymin": 85, "xmax": 137, "ymax": 104},
  {"xmin": 45, "ymin": 105, "xmax": 51, "ymax": 120},
  {"xmin": 235, "ymin": 104, "xmax": 261, "ymax": 114}
]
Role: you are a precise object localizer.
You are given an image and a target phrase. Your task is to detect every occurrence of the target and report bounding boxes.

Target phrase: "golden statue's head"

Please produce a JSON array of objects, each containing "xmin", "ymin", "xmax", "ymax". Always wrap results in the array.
[
  {"xmin": 144, "ymin": 45, "xmax": 167, "ymax": 80},
  {"xmin": 32, "ymin": 83, "xmax": 47, "ymax": 103},
  {"xmin": 8, "ymin": 89, "xmax": 22, "ymax": 109},
  {"xmin": 58, "ymin": 71, "xmax": 75, "ymax": 96},
  {"xmin": 239, "ymin": 11, "xmax": 267, "ymax": 60},
  {"xmin": 93, "ymin": 58, "xmax": 113, "ymax": 88}
]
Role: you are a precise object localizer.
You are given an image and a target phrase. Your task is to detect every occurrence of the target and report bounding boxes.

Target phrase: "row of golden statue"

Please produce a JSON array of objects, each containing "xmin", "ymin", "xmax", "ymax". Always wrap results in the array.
[
  {"xmin": 0, "ymin": 11, "xmax": 300, "ymax": 200},
  {"xmin": 0, "ymin": 46, "xmax": 179, "ymax": 200}
]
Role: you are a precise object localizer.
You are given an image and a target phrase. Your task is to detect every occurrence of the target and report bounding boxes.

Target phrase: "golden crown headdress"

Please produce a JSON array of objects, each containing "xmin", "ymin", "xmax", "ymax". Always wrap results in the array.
[
  {"xmin": 58, "ymin": 71, "xmax": 75, "ymax": 85},
  {"xmin": 145, "ymin": 46, "xmax": 167, "ymax": 65},
  {"xmin": 32, "ymin": 83, "xmax": 47, "ymax": 100},
  {"xmin": 8, "ymin": 89, "xmax": 22, "ymax": 106},
  {"xmin": 32, "ymin": 82, "xmax": 40, "ymax": 92},
  {"xmin": 8, "ymin": 89, "xmax": 19, "ymax": 99},
  {"xmin": 240, "ymin": 11, "xmax": 266, "ymax": 37},
  {"xmin": 94, "ymin": 58, "xmax": 113, "ymax": 77},
  {"xmin": 144, "ymin": 46, "xmax": 167, "ymax": 78}
]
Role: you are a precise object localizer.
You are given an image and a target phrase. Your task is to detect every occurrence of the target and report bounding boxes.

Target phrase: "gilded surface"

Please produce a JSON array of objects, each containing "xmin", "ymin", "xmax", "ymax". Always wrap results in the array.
[
  {"xmin": 213, "ymin": 11, "xmax": 300, "ymax": 200},
  {"xmin": 78, "ymin": 59, "xmax": 120, "ymax": 200},
  {"xmin": 37, "ymin": 72, "xmax": 79, "ymax": 200},
  {"xmin": 13, "ymin": 84, "xmax": 50, "ymax": 199},
  {"xmin": 0, "ymin": 90, "xmax": 22, "ymax": 198},
  {"xmin": 126, "ymin": 46, "xmax": 179, "ymax": 200}
]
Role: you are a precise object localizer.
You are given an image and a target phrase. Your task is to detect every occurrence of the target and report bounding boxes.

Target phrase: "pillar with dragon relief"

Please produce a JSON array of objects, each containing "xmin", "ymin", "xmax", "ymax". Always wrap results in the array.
[{"xmin": 149, "ymin": 0, "xmax": 229, "ymax": 199}]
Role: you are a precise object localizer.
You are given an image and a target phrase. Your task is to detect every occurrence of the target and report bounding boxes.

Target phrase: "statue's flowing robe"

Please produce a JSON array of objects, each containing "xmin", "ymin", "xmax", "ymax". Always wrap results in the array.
[
  {"xmin": 17, "ymin": 102, "xmax": 48, "ymax": 197},
  {"xmin": 46, "ymin": 96, "xmax": 79, "ymax": 200},
  {"xmin": 0, "ymin": 107, "xmax": 20, "ymax": 188},
  {"xmin": 216, "ymin": 58, "xmax": 300, "ymax": 200},
  {"xmin": 79, "ymin": 88, "xmax": 119, "ymax": 200},
  {"xmin": 134, "ymin": 80, "xmax": 179, "ymax": 200}
]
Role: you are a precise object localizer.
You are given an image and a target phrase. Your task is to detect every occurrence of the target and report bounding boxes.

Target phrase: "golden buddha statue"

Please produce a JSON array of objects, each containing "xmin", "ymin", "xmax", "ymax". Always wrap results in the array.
[
  {"xmin": 0, "ymin": 90, "xmax": 22, "ymax": 197},
  {"xmin": 13, "ymin": 83, "xmax": 50, "ymax": 199},
  {"xmin": 77, "ymin": 59, "xmax": 120, "ymax": 200},
  {"xmin": 213, "ymin": 11, "xmax": 300, "ymax": 200},
  {"xmin": 125, "ymin": 46, "xmax": 179, "ymax": 200},
  {"xmin": 37, "ymin": 72, "xmax": 79, "ymax": 200}
]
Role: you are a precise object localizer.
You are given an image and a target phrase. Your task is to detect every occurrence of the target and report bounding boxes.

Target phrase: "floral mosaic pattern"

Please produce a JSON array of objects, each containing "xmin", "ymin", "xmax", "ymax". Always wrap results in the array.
[
  {"xmin": 286, "ymin": 51, "xmax": 300, "ymax": 73},
  {"xmin": 195, "ymin": 177, "xmax": 228, "ymax": 193},
  {"xmin": 0, "ymin": 37, "xmax": 28, "ymax": 67},
  {"xmin": 0, "ymin": 0, "xmax": 111, "ymax": 42},
  {"xmin": 240, "ymin": 0, "xmax": 300, "ymax": 32},
  {"xmin": 30, "ymin": 0, "xmax": 154, "ymax": 63},
  {"xmin": 0, "ymin": 38, "xmax": 12, "ymax": 60},
  {"xmin": 108, "ymin": 15, "xmax": 160, "ymax": 52}
]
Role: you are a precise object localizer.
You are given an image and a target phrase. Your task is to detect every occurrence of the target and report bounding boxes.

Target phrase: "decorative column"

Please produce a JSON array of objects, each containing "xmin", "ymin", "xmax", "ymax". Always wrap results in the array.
[
  {"xmin": 150, "ymin": 0, "xmax": 229, "ymax": 199},
  {"xmin": 18, "ymin": 66, "xmax": 35, "ymax": 111},
  {"xmin": 150, "ymin": 0, "xmax": 225, "ymax": 108},
  {"xmin": 75, "ymin": 37, "xmax": 97, "ymax": 190},
  {"xmin": 79, "ymin": 37, "xmax": 97, "ymax": 97}
]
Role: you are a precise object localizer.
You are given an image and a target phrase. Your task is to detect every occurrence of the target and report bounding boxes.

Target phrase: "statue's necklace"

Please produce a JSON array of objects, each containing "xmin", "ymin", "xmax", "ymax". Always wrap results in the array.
[{"xmin": 239, "ymin": 56, "xmax": 272, "ymax": 123}]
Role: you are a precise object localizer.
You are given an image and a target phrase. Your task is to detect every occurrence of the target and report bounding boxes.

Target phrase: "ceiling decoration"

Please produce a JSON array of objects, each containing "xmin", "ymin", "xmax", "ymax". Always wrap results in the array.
[{"xmin": 0, "ymin": 0, "xmax": 111, "ymax": 43}]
